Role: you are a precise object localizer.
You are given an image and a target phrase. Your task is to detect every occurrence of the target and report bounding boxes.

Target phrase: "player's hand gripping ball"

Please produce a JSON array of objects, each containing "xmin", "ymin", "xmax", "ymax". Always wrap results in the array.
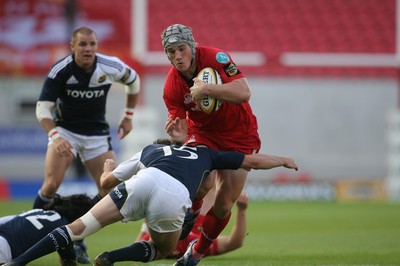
[{"xmin": 196, "ymin": 67, "xmax": 223, "ymax": 114}]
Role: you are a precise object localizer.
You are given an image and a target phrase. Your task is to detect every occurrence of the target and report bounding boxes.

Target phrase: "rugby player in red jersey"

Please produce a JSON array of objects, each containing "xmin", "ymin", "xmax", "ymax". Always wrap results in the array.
[{"xmin": 161, "ymin": 24, "xmax": 261, "ymax": 266}]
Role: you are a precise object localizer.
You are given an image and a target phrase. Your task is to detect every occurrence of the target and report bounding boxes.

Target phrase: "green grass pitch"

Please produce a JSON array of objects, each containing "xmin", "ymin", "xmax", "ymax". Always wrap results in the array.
[{"xmin": 1, "ymin": 200, "xmax": 399, "ymax": 265}]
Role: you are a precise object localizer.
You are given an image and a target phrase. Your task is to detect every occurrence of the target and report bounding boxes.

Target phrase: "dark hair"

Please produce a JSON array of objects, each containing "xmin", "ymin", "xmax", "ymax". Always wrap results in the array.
[
  {"xmin": 43, "ymin": 194, "xmax": 94, "ymax": 222},
  {"xmin": 153, "ymin": 138, "xmax": 183, "ymax": 146},
  {"xmin": 153, "ymin": 138, "xmax": 173, "ymax": 145}
]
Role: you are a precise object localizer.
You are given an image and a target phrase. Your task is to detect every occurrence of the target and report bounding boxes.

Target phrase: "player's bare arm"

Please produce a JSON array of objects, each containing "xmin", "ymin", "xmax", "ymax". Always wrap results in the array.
[
  {"xmin": 100, "ymin": 159, "xmax": 120, "ymax": 189},
  {"xmin": 165, "ymin": 117, "xmax": 188, "ymax": 144},
  {"xmin": 241, "ymin": 153, "xmax": 298, "ymax": 171},
  {"xmin": 190, "ymin": 77, "xmax": 251, "ymax": 104},
  {"xmin": 118, "ymin": 76, "xmax": 141, "ymax": 139},
  {"xmin": 39, "ymin": 118, "xmax": 73, "ymax": 157},
  {"xmin": 36, "ymin": 101, "xmax": 73, "ymax": 157}
]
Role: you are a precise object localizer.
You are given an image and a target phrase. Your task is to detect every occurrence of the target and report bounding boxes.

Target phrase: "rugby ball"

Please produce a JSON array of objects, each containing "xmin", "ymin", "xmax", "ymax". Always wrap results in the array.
[{"xmin": 196, "ymin": 67, "xmax": 222, "ymax": 114}]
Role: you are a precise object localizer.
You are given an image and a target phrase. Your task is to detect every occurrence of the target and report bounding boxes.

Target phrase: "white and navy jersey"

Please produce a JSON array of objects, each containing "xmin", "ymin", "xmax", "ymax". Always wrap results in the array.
[
  {"xmin": 0, "ymin": 209, "xmax": 70, "ymax": 258},
  {"xmin": 39, "ymin": 53, "xmax": 137, "ymax": 135},
  {"xmin": 113, "ymin": 144, "xmax": 245, "ymax": 200}
]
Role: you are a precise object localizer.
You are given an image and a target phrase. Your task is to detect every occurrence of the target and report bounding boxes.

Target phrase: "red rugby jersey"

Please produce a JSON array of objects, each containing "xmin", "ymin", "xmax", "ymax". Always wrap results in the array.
[{"xmin": 163, "ymin": 46, "xmax": 261, "ymax": 154}]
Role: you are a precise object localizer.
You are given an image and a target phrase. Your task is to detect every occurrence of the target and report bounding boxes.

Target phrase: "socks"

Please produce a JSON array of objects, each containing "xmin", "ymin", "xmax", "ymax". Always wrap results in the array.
[
  {"xmin": 13, "ymin": 226, "xmax": 72, "ymax": 264},
  {"xmin": 195, "ymin": 207, "xmax": 232, "ymax": 255},
  {"xmin": 108, "ymin": 241, "xmax": 157, "ymax": 263},
  {"xmin": 32, "ymin": 190, "xmax": 53, "ymax": 209}
]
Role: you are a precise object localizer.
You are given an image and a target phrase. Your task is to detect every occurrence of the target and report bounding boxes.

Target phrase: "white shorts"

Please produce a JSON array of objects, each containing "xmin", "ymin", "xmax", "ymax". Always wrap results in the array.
[
  {"xmin": 49, "ymin": 127, "xmax": 112, "ymax": 162},
  {"xmin": 112, "ymin": 167, "xmax": 191, "ymax": 233},
  {"xmin": 0, "ymin": 235, "xmax": 12, "ymax": 263}
]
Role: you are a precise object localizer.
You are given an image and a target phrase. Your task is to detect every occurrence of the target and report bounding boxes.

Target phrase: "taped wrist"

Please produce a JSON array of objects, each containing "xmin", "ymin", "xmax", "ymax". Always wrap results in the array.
[
  {"xmin": 124, "ymin": 108, "xmax": 134, "ymax": 120},
  {"xmin": 48, "ymin": 128, "xmax": 61, "ymax": 142}
]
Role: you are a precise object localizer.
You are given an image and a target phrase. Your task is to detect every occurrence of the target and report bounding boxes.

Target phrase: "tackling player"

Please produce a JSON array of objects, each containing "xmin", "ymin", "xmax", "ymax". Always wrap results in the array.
[
  {"xmin": 137, "ymin": 189, "xmax": 249, "ymax": 259},
  {"xmin": 4, "ymin": 140, "xmax": 297, "ymax": 266}
]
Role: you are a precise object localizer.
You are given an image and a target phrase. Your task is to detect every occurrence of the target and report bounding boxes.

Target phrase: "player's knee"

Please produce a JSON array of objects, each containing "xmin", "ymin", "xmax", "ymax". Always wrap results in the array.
[
  {"xmin": 213, "ymin": 198, "xmax": 235, "ymax": 218},
  {"xmin": 231, "ymin": 238, "xmax": 245, "ymax": 250},
  {"xmin": 213, "ymin": 205, "xmax": 232, "ymax": 219},
  {"xmin": 156, "ymin": 245, "xmax": 173, "ymax": 259}
]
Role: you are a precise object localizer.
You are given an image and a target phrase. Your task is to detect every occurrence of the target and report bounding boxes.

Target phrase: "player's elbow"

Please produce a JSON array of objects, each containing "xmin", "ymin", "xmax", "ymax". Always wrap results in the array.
[
  {"xmin": 225, "ymin": 239, "xmax": 245, "ymax": 253},
  {"xmin": 232, "ymin": 241, "xmax": 244, "ymax": 250},
  {"xmin": 234, "ymin": 90, "xmax": 251, "ymax": 103},
  {"xmin": 235, "ymin": 78, "xmax": 251, "ymax": 103}
]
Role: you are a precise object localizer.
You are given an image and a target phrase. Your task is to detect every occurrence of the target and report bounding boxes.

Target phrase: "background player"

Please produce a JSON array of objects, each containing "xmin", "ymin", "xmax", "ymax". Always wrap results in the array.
[
  {"xmin": 33, "ymin": 26, "xmax": 140, "ymax": 209},
  {"xmin": 32, "ymin": 26, "xmax": 141, "ymax": 263}
]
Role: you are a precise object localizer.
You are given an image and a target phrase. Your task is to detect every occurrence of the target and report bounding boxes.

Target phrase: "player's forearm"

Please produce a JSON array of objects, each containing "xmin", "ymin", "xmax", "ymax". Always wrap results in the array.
[
  {"xmin": 168, "ymin": 118, "xmax": 188, "ymax": 144},
  {"xmin": 207, "ymin": 78, "xmax": 250, "ymax": 104},
  {"xmin": 242, "ymin": 154, "xmax": 298, "ymax": 171},
  {"xmin": 100, "ymin": 172, "xmax": 120, "ymax": 189},
  {"xmin": 223, "ymin": 209, "xmax": 247, "ymax": 252},
  {"xmin": 39, "ymin": 118, "xmax": 56, "ymax": 134}
]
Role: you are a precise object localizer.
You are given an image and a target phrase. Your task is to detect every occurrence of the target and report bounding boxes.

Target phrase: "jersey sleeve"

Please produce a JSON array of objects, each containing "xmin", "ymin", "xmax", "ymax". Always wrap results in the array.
[
  {"xmin": 38, "ymin": 72, "xmax": 65, "ymax": 101},
  {"xmin": 211, "ymin": 149, "xmax": 245, "ymax": 170},
  {"xmin": 197, "ymin": 46, "xmax": 245, "ymax": 84},
  {"xmin": 112, "ymin": 151, "xmax": 144, "ymax": 181},
  {"xmin": 117, "ymin": 60, "xmax": 138, "ymax": 86},
  {"xmin": 97, "ymin": 53, "xmax": 138, "ymax": 86},
  {"xmin": 163, "ymin": 70, "xmax": 187, "ymax": 119},
  {"xmin": 0, "ymin": 215, "xmax": 15, "ymax": 225}
]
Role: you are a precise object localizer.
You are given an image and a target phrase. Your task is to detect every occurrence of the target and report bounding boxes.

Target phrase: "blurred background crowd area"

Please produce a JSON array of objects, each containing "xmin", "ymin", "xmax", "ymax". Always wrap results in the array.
[{"xmin": 0, "ymin": 0, "xmax": 398, "ymax": 202}]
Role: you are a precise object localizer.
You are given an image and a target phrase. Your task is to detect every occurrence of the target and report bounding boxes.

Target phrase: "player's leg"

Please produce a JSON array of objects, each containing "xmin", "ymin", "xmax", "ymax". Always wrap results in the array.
[
  {"xmin": 33, "ymin": 145, "xmax": 74, "ymax": 208},
  {"xmin": 74, "ymin": 138, "xmax": 115, "ymax": 263},
  {"xmin": 84, "ymin": 149, "xmax": 116, "ymax": 200},
  {"xmin": 180, "ymin": 172, "xmax": 215, "ymax": 240},
  {"xmin": 209, "ymin": 191, "xmax": 249, "ymax": 255},
  {"xmin": 213, "ymin": 169, "xmax": 247, "ymax": 218},
  {"xmin": 185, "ymin": 169, "xmax": 248, "ymax": 263},
  {"xmin": 94, "ymin": 228, "xmax": 181, "ymax": 265},
  {"xmin": 149, "ymin": 227, "xmax": 181, "ymax": 259}
]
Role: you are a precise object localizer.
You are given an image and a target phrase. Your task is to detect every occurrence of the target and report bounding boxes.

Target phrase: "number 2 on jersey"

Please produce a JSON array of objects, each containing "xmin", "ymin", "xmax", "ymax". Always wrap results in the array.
[{"xmin": 19, "ymin": 210, "xmax": 62, "ymax": 230}]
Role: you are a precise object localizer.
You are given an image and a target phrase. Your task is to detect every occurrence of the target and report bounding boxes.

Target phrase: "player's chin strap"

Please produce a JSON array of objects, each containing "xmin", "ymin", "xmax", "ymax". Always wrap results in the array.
[{"xmin": 66, "ymin": 211, "xmax": 102, "ymax": 241}]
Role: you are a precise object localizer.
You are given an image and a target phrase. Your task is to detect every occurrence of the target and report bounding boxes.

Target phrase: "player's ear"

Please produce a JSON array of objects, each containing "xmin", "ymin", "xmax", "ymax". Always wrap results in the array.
[{"xmin": 70, "ymin": 41, "xmax": 75, "ymax": 51}]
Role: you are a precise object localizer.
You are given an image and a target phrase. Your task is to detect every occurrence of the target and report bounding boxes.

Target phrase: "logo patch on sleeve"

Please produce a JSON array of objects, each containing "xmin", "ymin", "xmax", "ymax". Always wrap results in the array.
[
  {"xmin": 121, "ymin": 68, "xmax": 132, "ymax": 83},
  {"xmin": 216, "ymin": 52, "xmax": 230, "ymax": 64},
  {"xmin": 98, "ymin": 75, "xmax": 106, "ymax": 83},
  {"xmin": 223, "ymin": 63, "xmax": 241, "ymax": 77}
]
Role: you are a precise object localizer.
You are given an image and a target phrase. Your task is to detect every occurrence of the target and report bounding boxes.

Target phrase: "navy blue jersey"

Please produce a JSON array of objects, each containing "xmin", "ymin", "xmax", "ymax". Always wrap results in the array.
[
  {"xmin": 0, "ymin": 209, "xmax": 70, "ymax": 258},
  {"xmin": 39, "ymin": 53, "xmax": 137, "ymax": 135},
  {"xmin": 114, "ymin": 144, "xmax": 245, "ymax": 200}
]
